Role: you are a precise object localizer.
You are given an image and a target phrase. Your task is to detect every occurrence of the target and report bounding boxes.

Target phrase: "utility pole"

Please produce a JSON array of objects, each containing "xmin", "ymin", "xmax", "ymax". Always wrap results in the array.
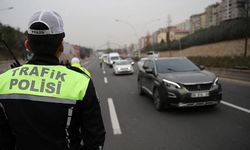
[
  {"xmin": 166, "ymin": 14, "xmax": 172, "ymax": 45},
  {"xmin": 244, "ymin": 0, "xmax": 249, "ymax": 57}
]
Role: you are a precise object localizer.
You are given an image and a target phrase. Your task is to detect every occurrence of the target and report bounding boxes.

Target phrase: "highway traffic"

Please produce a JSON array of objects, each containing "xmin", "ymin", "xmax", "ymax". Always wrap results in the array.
[{"xmin": 84, "ymin": 56, "xmax": 250, "ymax": 150}]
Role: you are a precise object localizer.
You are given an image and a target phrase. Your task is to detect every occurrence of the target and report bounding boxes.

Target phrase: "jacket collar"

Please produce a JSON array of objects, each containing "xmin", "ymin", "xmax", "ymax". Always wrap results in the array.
[{"xmin": 27, "ymin": 55, "xmax": 60, "ymax": 65}]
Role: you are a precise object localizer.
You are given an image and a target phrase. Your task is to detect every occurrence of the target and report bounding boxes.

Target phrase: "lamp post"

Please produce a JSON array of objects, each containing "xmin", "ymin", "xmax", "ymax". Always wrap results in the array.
[
  {"xmin": 244, "ymin": 0, "xmax": 249, "ymax": 57},
  {"xmin": 0, "ymin": 7, "xmax": 14, "ymax": 12}
]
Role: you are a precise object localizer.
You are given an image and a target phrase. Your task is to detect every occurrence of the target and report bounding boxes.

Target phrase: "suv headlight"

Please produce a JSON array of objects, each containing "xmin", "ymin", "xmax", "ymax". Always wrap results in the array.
[
  {"xmin": 213, "ymin": 77, "xmax": 219, "ymax": 86},
  {"xmin": 163, "ymin": 79, "xmax": 181, "ymax": 89}
]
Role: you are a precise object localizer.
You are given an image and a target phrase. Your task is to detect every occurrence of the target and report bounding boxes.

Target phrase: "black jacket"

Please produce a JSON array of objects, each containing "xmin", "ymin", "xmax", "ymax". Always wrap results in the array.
[{"xmin": 0, "ymin": 55, "xmax": 105, "ymax": 150}]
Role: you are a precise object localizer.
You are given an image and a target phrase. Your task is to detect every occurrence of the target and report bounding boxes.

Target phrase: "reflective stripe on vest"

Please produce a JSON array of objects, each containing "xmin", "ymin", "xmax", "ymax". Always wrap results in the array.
[
  {"xmin": 71, "ymin": 63, "xmax": 91, "ymax": 77},
  {"xmin": 0, "ymin": 64, "xmax": 90, "ymax": 102}
]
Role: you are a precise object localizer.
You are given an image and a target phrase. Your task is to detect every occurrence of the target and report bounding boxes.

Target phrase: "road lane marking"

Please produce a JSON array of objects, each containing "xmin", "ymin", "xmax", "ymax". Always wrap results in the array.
[
  {"xmin": 221, "ymin": 101, "xmax": 250, "ymax": 114},
  {"xmin": 82, "ymin": 61, "xmax": 89, "ymax": 65},
  {"xmin": 102, "ymin": 66, "xmax": 106, "ymax": 74},
  {"xmin": 104, "ymin": 77, "xmax": 108, "ymax": 84},
  {"xmin": 107, "ymin": 98, "xmax": 122, "ymax": 135}
]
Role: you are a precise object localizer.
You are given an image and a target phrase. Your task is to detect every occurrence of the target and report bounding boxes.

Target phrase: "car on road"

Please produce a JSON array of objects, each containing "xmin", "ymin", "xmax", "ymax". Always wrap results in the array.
[
  {"xmin": 113, "ymin": 60, "xmax": 134, "ymax": 75},
  {"xmin": 107, "ymin": 52, "xmax": 120, "ymax": 67},
  {"xmin": 137, "ymin": 57, "xmax": 222, "ymax": 111}
]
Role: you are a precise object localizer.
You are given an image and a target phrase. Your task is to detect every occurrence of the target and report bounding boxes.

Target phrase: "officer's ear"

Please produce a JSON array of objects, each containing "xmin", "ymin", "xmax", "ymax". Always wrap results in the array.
[
  {"xmin": 24, "ymin": 39, "xmax": 32, "ymax": 53},
  {"xmin": 55, "ymin": 40, "xmax": 64, "ymax": 58}
]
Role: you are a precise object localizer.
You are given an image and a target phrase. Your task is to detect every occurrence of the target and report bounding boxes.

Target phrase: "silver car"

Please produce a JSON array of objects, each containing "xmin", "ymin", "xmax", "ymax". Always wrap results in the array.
[{"xmin": 113, "ymin": 60, "xmax": 134, "ymax": 75}]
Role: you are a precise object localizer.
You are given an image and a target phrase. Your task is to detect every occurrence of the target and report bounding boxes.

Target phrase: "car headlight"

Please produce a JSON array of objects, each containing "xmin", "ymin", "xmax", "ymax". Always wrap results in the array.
[
  {"xmin": 163, "ymin": 79, "xmax": 181, "ymax": 89},
  {"xmin": 213, "ymin": 77, "xmax": 219, "ymax": 86}
]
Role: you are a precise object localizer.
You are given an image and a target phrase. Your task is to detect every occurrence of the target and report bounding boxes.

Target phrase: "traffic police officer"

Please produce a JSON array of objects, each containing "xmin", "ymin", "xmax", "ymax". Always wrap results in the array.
[
  {"xmin": 0, "ymin": 10, "xmax": 105, "ymax": 150},
  {"xmin": 71, "ymin": 57, "xmax": 91, "ymax": 77}
]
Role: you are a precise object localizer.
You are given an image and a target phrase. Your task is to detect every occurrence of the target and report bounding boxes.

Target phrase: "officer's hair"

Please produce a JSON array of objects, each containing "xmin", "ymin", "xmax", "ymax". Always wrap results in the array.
[{"xmin": 28, "ymin": 22, "xmax": 65, "ymax": 55}]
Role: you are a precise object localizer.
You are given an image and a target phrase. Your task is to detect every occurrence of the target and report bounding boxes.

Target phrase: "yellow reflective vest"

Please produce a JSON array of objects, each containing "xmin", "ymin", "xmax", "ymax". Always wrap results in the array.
[{"xmin": 0, "ymin": 64, "xmax": 90, "ymax": 102}]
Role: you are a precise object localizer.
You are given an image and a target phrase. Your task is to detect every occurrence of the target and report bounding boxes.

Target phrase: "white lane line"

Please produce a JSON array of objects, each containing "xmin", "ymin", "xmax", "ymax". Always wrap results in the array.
[
  {"xmin": 102, "ymin": 66, "xmax": 106, "ymax": 74},
  {"xmin": 82, "ymin": 61, "xmax": 89, "ymax": 65},
  {"xmin": 221, "ymin": 101, "xmax": 250, "ymax": 114},
  {"xmin": 104, "ymin": 77, "xmax": 108, "ymax": 84},
  {"xmin": 107, "ymin": 98, "xmax": 122, "ymax": 135}
]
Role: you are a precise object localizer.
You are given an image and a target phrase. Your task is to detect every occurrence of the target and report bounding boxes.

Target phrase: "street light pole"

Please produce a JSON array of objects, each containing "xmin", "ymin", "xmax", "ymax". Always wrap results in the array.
[{"xmin": 244, "ymin": 0, "xmax": 249, "ymax": 57}]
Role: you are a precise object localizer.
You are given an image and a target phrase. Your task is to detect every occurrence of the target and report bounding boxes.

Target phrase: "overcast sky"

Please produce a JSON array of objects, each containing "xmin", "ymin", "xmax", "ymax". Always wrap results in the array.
[{"xmin": 0, "ymin": 0, "xmax": 220, "ymax": 49}]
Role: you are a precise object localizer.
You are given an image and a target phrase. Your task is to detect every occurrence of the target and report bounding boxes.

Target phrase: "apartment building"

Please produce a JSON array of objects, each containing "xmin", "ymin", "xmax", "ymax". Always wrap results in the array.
[
  {"xmin": 220, "ymin": 0, "xmax": 249, "ymax": 21},
  {"xmin": 205, "ymin": 3, "xmax": 221, "ymax": 28},
  {"xmin": 167, "ymin": 26, "xmax": 190, "ymax": 41},
  {"xmin": 176, "ymin": 19, "xmax": 191, "ymax": 31},
  {"xmin": 156, "ymin": 28, "xmax": 167, "ymax": 44},
  {"xmin": 190, "ymin": 12, "xmax": 207, "ymax": 33}
]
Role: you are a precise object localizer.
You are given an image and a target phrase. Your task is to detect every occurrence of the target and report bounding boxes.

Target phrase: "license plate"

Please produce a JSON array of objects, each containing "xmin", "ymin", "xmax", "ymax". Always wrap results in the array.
[{"xmin": 191, "ymin": 92, "xmax": 209, "ymax": 98}]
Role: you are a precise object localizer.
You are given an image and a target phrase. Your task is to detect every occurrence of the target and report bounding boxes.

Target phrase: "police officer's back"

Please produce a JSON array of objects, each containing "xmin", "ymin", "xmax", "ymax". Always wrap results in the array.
[{"xmin": 0, "ymin": 10, "xmax": 105, "ymax": 150}]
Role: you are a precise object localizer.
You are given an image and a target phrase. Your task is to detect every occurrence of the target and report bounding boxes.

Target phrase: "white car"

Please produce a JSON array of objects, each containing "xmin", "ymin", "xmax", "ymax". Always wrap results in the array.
[{"xmin": 113, "ymin": 60, "xmax": 134, "ymax": 75}]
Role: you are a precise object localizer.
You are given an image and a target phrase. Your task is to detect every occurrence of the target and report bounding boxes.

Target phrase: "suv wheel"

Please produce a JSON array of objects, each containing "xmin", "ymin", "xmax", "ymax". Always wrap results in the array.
[
  {"xmin": 153, "ymin": 89, "xmax": 163, "ymax": 111},
  {"xmin": 138, "ymin": 80, "xmax": 144, "ymax": 96}
]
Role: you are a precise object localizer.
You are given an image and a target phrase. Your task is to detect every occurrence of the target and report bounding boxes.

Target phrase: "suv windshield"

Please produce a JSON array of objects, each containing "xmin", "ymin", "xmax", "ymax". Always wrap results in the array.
[{"xmin": 156, "ymin": 58, "xmax": 200, "ymax": 73}]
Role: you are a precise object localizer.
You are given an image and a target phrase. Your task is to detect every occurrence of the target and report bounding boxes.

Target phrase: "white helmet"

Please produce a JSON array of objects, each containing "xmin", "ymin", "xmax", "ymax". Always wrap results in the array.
[{"xmin": 71, "ymin": 57, "xmax": 80, "ymax": 64}]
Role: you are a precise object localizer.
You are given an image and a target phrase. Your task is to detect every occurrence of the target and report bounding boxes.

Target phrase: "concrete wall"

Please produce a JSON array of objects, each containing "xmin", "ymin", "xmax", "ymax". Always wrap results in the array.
[{"xmin": 160, "ymin": 38, "xmax": 250, "ymax": 57}]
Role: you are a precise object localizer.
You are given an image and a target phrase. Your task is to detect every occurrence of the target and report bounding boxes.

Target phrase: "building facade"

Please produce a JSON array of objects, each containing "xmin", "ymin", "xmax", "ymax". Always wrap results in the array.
[
  {"xmin": 176, "ymin": 19, "xmax": 191, "ymax": 31},
  {"xmin": 205, "ymin": 3, "xmax": 221, "ymax": 28},
  {"xmin": 157, "ymin": 28, "xmax": 167, "ymax": 44},
  {"xmin": 190, "ymin": 12, "xmax": 207, "ymax": 33},
  {"xmin": 220, "ymin": 0, "xmax": 250, "ymax": 21}
]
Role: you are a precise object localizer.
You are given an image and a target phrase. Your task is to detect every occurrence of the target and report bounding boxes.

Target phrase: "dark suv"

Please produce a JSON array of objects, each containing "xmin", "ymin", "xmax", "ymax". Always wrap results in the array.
[{"xmin": 137, "ymin": 57, "xmax": 222, "ymax": 111}]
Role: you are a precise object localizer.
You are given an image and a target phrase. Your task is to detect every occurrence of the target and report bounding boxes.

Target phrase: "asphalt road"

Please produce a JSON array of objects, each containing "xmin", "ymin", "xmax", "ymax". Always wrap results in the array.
[
  {"xmin": 84, "ymin": 56, "xmax": 250, "ymax": 150},
  {"xmin": 0, "ymin": 57, "xmax": 249, "ymax": 150}
]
